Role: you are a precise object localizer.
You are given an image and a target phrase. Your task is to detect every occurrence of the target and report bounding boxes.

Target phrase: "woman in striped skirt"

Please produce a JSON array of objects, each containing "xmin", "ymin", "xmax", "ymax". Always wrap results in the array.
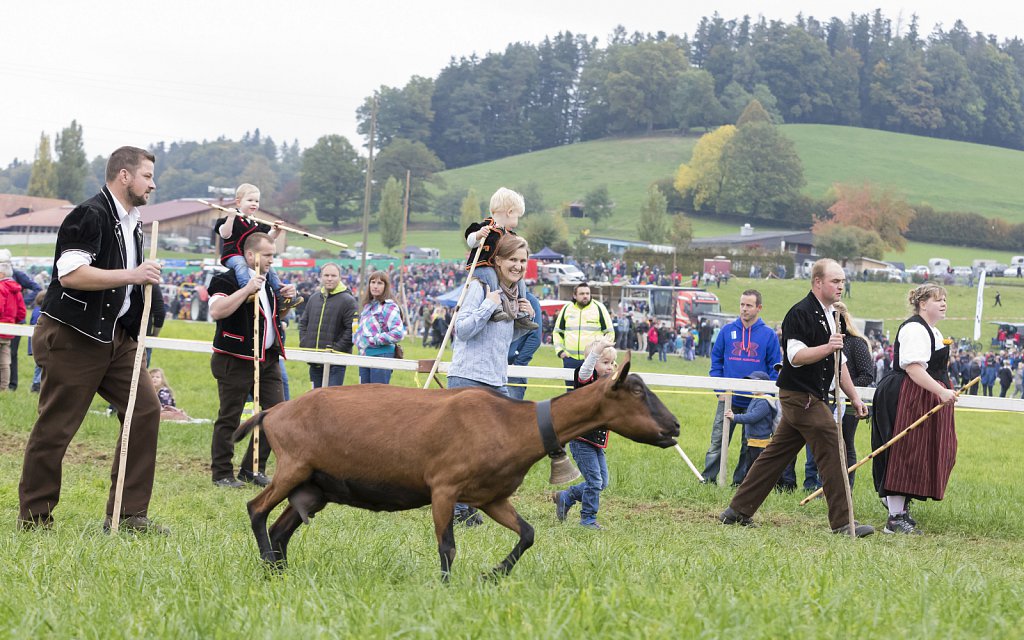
[{"xmin": 871, "ymin": 283, "xmax": 959, "ymax": 535}]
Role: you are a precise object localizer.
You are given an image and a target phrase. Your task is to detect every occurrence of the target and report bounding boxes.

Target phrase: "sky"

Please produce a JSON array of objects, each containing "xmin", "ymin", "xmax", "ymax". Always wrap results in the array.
[{"xmin": 2, "ymin": 0, "xmax": 1021, "ymax": 167}]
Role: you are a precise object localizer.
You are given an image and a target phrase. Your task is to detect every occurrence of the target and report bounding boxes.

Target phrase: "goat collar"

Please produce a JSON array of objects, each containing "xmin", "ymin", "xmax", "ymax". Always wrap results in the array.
[{"xmin": 535, "ymin": 399, "xmax": 564, "ymax": 457}]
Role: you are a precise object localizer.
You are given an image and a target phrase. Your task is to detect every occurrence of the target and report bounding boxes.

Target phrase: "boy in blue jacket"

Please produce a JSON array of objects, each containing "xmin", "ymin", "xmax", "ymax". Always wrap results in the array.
[{"xmin": 726, "ymin": 371, "xmax": 779, "ymax": 481}]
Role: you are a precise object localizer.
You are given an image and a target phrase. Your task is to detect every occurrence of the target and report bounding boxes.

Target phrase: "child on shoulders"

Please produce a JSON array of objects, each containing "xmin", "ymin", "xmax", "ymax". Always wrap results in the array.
[
  {"xmin": 214, "ymin": 183, "xmax": 301, "ymax": 314},
  {"xmin": 463, "ymin": 187, "xmax": 537, "ymax": 330},
  {"xmin": 553, "ymin": 338, "xmax": 617, "ymax": 530}
]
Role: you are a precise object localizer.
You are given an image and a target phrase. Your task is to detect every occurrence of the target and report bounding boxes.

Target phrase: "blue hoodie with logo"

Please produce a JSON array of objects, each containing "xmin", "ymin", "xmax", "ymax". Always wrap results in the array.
[{"xmin": 710, "ymin": 317, "xmax": 782, "ymax": 409}]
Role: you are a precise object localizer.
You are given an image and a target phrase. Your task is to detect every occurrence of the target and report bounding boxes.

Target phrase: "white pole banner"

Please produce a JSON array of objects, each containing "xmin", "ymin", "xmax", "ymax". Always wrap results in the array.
[{"xmin": 974, "ymin": 270, "xmax": 986, "ymax": 341}]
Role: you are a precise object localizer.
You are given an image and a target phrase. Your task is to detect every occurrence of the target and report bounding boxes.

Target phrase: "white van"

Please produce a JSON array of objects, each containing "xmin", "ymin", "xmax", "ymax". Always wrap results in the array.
[
  {"xmin": 541, "ymin": 263, "xmax": 586, "ymax": 285},
  {"xmin": 1011, "ymin": 256, "xmax": 1024, "ymax": 267},
  {"xmin": 928, "ymin": 258, "xmax": 950, "ymax": 276}
]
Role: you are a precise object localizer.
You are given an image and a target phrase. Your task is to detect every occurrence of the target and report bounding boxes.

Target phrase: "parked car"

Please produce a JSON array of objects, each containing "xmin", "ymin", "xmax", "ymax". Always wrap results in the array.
[
  {"xmin": 985, "ymin": 263, "xmax": 1008, "ymax": 277},
  {"xmin": 1004, "ymin": 266, "xmax": 1023, "ymax": 277}
]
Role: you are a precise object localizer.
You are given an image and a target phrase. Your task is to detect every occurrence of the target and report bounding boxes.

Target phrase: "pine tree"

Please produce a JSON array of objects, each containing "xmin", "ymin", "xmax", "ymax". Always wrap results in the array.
[
  {"xmin": 55, "ymin": 120, "xmax": 88, "ymax": 201},
  {"xmin": 377, "ymin": 176, "xmax": 405, "ymax": 251},
  {"xmin": 27, "ymin": 132, "xmax": 58, "ymax": 197}
]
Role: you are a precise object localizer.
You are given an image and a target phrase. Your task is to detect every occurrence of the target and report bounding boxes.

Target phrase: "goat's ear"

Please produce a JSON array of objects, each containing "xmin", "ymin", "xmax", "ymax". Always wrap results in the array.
[{"xmin": 611, "ymin": 352, "xmax": 631, "ymax": 389}]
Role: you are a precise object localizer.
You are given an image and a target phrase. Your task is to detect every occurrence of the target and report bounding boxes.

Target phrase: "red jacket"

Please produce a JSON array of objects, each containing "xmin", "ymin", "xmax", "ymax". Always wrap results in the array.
[
  {"xmin": 648, "ymin": 325, "xmax": 659, "ymax": 344},
  {"xmin": 0, "ymin": 277, "xmax": 26, "ymax": 339}
]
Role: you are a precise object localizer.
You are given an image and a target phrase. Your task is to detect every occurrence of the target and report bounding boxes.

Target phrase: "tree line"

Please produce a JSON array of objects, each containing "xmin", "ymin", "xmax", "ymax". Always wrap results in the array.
[{"xmin": 358, "ymin": 11, "xmax": 1024, "ymax": 169}]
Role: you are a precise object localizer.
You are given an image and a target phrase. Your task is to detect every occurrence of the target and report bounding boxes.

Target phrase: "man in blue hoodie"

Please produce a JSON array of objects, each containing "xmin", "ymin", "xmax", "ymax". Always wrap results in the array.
[{"xmin": 701, "ymin": 290, "xmax": 783, "ymax": 484}]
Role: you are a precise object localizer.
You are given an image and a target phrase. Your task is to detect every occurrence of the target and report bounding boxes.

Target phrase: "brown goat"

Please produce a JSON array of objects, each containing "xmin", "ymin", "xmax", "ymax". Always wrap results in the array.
[{"xmin": 233, "ymin": 357, "xmax": 679, "ymax": 581}]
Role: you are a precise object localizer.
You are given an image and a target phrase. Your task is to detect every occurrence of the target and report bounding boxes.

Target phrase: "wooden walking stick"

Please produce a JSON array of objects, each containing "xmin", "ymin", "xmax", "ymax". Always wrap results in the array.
[
  {"xmin": 833, "ymin": 311, "xmax": 856, "ymax": 538},
  {"xmin": 110, "ymin": 221, "xmax": 159, "ymax": 533},
  {"xmin": 252, "ymin": 253, "xmax": 261, "ymax": 476},
  {"xmin": 198, "ymin": 199, "xmax": 349, "ymax": 249},
  {"xmin": 717, "ymin": 393, "xmax": 732, "ymax": 486},
  {"xmin": 421, "ymin": 240, "xmax": 487, "ymax": 389},
  {"xmin": 801, "ymin": 376, "xmax": 979, "ymax": 505}
]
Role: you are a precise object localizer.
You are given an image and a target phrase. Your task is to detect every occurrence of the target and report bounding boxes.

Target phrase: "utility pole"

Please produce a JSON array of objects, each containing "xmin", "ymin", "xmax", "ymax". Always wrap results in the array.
[{"xmin": 358, "ymin": 96, "xmax": 378, "ymax": 288}]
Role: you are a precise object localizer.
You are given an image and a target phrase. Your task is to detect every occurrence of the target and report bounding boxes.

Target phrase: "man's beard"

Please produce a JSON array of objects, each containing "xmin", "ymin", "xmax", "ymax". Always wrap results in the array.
[{"xmin": 127, "ymin": 189, "xmax": 149, "ymax": 207}]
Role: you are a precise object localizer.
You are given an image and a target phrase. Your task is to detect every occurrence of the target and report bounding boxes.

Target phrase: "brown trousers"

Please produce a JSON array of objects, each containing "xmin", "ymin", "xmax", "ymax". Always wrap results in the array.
[
  {"xmin": 19, "ymin": 316, "xmax": 161, "ymax": 520},
  {"xmin": 209, "ymin": 350, "xmax": 283, "ymax": 480},
  {"xmin": 730, "ymin": 389, "xmax": 854, "ymax": 530}
]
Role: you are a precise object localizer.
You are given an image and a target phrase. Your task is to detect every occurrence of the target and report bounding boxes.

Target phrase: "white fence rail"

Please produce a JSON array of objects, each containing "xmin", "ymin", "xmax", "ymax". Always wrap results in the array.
[{"xmin": 3, "ymin": 322, "xmax": 1022, "ymax": 413}]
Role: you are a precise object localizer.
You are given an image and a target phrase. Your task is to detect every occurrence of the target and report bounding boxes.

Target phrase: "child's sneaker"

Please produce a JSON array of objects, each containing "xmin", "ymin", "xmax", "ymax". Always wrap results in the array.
[
  {"xmin": 514, "ymin": 315, "xmax": 539, "ymax": 330},
  {"xmin": 552, "ymin": 490, "xmax": 571, "ymax": 522}
]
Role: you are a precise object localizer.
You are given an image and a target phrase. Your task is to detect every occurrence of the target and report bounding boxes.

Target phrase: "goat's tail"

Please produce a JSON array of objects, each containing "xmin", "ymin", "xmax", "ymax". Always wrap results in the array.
[{"xmin": 233, "ymin": 411, "xmax": 266, "ymax": 443}]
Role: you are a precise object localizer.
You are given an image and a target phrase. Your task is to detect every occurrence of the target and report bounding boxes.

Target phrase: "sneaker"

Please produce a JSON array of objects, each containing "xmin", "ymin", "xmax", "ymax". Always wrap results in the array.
[
  {"xmin": 17, "ymin": 513, "xmax": 53, "ymax": 531},
  {"xmin": 883, "ymin": 512, "xmax": 922, "ymax": 535},
  {"xmin": 880, "ymin": 497, "xmax": 918, "ymax": 527},
  {"xmin": 490, "ymin": 310, "xmax": 512, "ymax": 322},
  {"xmin": 213, "ymin": 477, "xmax": 245, "ymax": 488},
  {"xmin": 237, "ymin": 469, "xmax": 272, "ymax": 487},
  {"xmin": 454, "ymin": 507, "xmax": 484, "ymax": 527},
  {"xmin": 579, "ymin": 522, "xmax": 603, "ymax": 531},
  {"xmin": 103, "ymin": 515, "xmax": 171, "ymax": 535},
  {"xmin": 719, "ymin": 506, "xmax": 757, "ymax": 527},
  {"xmin": 552, "ymin": 490, "xmax": 571, "ymax": 522},
  {"xmin": 280, "ymin": 295, "xmax": 304, "ymax": 311},
  {"xmin": 832, "ymin": 521, "xmax": 875, "ymax": 537}
]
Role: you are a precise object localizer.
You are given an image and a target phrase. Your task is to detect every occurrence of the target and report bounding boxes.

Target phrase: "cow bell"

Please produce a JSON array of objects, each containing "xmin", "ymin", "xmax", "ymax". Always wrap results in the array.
[{"xmin": 549, "ymin": 455, "xmax": 582, "ymax": 484}]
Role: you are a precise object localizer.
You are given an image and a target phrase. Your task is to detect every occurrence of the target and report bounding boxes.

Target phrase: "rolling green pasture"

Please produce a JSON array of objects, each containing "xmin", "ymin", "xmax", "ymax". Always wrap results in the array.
[{"xmin": 1, "ymin": 275, "xmax": 1021, "ymax": 637}]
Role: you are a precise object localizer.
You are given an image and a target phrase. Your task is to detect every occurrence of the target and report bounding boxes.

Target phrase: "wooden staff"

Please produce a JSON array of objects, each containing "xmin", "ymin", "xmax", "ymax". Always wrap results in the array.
[
  {"xmin": 717, "ymin": 393, "xmax": 732, "ymax": 486},
  {"xmin": 800, "ymin": 376, "xmax": 979, "ymax": 506},
  {"xmin": 397, "ymin": 170, "xmax": 411, "ymax": 328},
  {"xmin": 197, "ymin": 199, "xmax": 348, "ymax": 249},
  {"xmin": 674, "ymin": 444, "xmax": 704, "ymax": 481},
  {"xmin": 833, "ymin": 311, "xmax": 855, "ymax": 538},
  {"xmin": 110, "ymin": 221, "xmax": 159, "ymax": 533},
  {"xmin": 252, "ymin": 253, "xmax": 261, "ymax": 476},
  {"xmin": 422, "ymin": 241, "xmax": 487, "ymax": 389}
]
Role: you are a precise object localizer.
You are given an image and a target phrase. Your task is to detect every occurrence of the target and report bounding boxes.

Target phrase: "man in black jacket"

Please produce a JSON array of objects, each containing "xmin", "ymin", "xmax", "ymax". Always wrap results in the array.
[
  {"xmin": 298, "ymin": 263, "xmax": 357, "ymax": 387},
  {"xmin": 720, "ymin": 259, "xmax": 873, "ymax": 537},
  {"xmin": 18, "ymin": 146, "xmax": 165, "ymax": 533},
  {"xmin": 208, "ymin": 232, "xmax": 297, "ymax": 488}
]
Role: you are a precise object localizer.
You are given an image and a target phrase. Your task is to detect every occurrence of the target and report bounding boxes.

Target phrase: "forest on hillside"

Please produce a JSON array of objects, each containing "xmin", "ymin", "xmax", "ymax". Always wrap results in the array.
[
  {"xmin": 3, "ymin": 9, "xmax": 1024, "ymax": 246},
  {"xmin": 358, "ymin": 10, "xmax": 1024, "ymax": 167}
]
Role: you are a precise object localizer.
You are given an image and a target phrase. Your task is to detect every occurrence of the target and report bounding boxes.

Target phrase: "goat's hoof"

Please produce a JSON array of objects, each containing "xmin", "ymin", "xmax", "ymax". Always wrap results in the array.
[{"xmin": 481, "ymin": 566, "xmax": 509, "ymax": 582}]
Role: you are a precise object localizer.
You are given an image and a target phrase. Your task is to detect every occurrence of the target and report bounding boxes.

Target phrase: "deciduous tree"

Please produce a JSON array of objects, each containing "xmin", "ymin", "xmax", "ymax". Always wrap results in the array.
[
  {"xmin": 673, "ymin": 125, "xmax": 736, "ymax": 212},
  {"xmin": 637, "ymin": 185, "xmax": 668, "ymax": 243},
  {"xmin": 826, "ymin": 182, "xmax": 915, "ymax": 251},
  {"xmin": 582, "ymin": 184, "xmax": 614, "ymax": 227},
  {"xmin": 300, "ymin": 135, "xmax": 364, "ymax": 228}
]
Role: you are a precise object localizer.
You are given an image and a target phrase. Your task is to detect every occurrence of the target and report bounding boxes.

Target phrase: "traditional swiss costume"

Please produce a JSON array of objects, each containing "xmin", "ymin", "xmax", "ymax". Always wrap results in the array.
[{"xmin": 871, "ymin": 315, "xmax": 957, "ymax": 501}]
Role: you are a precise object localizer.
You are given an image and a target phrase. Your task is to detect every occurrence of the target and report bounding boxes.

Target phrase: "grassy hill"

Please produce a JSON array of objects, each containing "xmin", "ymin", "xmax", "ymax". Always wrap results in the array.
[{"xmin": 428, "ymin": 125, "xmax": 1024, "ymax": 262}]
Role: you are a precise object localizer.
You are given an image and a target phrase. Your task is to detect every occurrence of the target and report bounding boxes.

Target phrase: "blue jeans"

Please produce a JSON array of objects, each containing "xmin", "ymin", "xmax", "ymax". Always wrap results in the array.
[
  {"xmin": 701, "ymin": 400, "xmax": 748, "ymax": 484},
  {"xmin": 359, "ymin": 354, "xmax": 394, "ymax": 385},
  {"xmin": 474, "ymin": 266, "xmax": 527, "ymax": 309},
  {"xmin": 280, "ymin": 359, "xmax": 291, "ymax": 401},
  {"xmin": 506, "ymin": 376, "xmax": 527, "ymax": 400},
  {"xmin": 225, "ymin": 254, "xmax": 282, "ymax": 295},
  {"xmin": 658, "ymin": 342, "xmax": 668, "ymax": 361},
  {"xmin": 310, "ymin": 363, "xmax": 346, "ymax": 388},
  {"xmin": 564, "ymin": 440, "xmax": 609, "ymax": 525},
  {"xmin": 449, "ymin": 375, "xmax": 509, "ymax": 517},
  {"xmin": 561, "ymin": 356, "xmax": 583, "ymax": 391}
]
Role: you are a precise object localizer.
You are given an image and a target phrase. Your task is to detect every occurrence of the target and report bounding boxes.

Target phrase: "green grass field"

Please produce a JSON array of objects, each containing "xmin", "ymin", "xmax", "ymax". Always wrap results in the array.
[{"xmin": 1, "ymin": 276, "xmax": 1021, "ymax": 637}]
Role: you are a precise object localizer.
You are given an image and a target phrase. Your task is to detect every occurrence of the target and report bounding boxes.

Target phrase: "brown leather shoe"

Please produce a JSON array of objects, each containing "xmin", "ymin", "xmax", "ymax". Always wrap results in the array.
[{"xmin": 17, "ymin": 514, "xmax": 53, "ymax": 531}]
